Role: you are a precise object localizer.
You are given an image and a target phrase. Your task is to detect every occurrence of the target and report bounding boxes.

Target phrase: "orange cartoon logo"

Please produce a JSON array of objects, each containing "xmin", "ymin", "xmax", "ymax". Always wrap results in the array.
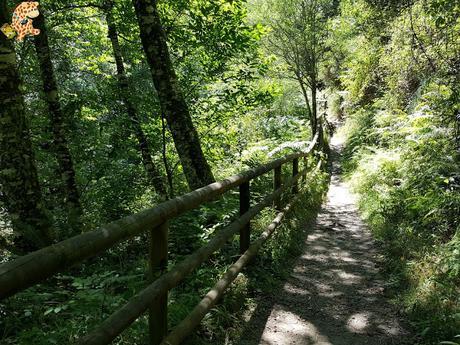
[{"xmin": 1, "ymin": 2, "xmax": 41, "ymax": 41}]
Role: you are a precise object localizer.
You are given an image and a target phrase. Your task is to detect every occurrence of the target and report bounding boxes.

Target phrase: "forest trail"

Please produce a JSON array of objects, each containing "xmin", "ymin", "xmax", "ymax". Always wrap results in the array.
[{"xmin": 238, "ymin": 136, "xmax": 411, "ymax": 345}]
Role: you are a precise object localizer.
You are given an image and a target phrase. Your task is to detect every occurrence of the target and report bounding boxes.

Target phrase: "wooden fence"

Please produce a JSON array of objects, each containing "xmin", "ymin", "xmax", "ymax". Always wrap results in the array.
[{"xmin": 0, "ymin": 132, "xmax": 322, "ymax": 345}]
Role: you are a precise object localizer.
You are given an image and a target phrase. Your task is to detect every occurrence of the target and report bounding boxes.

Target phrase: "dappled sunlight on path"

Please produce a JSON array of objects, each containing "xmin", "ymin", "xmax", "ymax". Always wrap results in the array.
[{"xmin": 238, "ymin": 137, "xmax": 410, "ymax": 345}]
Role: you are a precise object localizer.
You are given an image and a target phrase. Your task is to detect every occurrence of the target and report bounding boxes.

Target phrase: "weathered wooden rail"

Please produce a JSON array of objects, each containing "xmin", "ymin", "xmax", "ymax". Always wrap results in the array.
[{"xmin": 0, "ymin": 132, "xmax": 323, "ymax": 345}]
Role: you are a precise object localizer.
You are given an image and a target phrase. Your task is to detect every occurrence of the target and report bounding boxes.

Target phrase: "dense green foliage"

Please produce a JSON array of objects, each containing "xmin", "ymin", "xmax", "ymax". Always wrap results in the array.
[
  {"xmin": 328, "ymin": 0, "xmax": 459, "ymax": 342},
  {"xmin": 1, "ymin": 0, "xmax": 329, "ymax": 343},
  {"xmin": 0, "ymin": 160, "xmax": 328, "ymax": 345},
  {"xmin": 0, "ymin": 0, "xmax": 290, "ymax": 242},
  {"xmin": 1, "ymin": 0, "xmax": 458, "ymax": 343}
]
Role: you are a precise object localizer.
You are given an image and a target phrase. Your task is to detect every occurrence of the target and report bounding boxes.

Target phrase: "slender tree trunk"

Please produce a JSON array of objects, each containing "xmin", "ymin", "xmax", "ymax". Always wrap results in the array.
[
  {"xmin": 311, "ymin": 75, "xmax": 324, "ymax": 147},
  {"xmin": 0, "ymin": 2, "xmax": 52, "ymax": 252},
  {"xmin": 105, "ymin": 4, "xmax": 168, "ymax": 200},
  {"xmin": 33, "ymin": 14, "xmax": 83, "ymax": 234},
  {"xmin": 296, "ymin": 74, "xmax": 313, "ymax": 127},
  {"xmin": 161, "ymin": 113, "xmax": 175, "ymax": 198},
  {"xmin": 311, "ymin": 76, "xmax": 318, "ymax": 136},
  {"xmin": 132, "ymin": 0, "xmax": 215, "ymax": 190}
]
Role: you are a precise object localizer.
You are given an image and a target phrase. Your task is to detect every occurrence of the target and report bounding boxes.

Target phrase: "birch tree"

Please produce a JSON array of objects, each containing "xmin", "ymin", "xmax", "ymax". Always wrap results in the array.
[
  {"xmin": 0, "ymin": 1, "xmax": 52, "ymax": 252},
  {"xmin": 132, "ymin": 0, "xmax": 215, "ymax": 190},
  {"xmin": 104, "ymin": 0, "xmax": 169, "ymax": 199},
  {"xmin": 33, "ymin": 13, "xmax": 83, "ymax": 234}
]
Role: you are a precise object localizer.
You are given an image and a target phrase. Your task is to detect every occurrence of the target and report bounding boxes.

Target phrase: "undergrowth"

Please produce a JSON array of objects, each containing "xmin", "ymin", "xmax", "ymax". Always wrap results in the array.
[
  {"xmin": 329, "ymin": 1, "xmax": 460, "ymax": 342},
  {"xmin": 0, "ymin": 153, "xmax": 329, "ymax": 345},
  {"xmin": 339, "ymin": 89, "xmax": 460, "ymax": 344}
]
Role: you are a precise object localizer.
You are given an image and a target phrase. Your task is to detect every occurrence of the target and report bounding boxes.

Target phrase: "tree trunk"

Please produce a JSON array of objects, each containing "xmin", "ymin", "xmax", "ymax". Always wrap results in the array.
[
  {"xmin": 311, "ymin": 76, "xmax": 324, "ymax": 147},
  {"xmin": 132, "ymin": 0, "xmax": 215, "ymax": 190},
  {"xmin": 0, "ymin": 2, "xmax": 52, "ymax": 252},
  {"xmin": 311, "ymin": 78, "xmax": 318, "ymax": 136},
  {"xmin": 105, "ymin": 4, "xmax": 168, "ymax": 200},
  {"xmin": 161, "ymin": 113, "xmax": 175, "ymax": 198},
  {"xmin": 33, "ymin": 14, "xmax": 83, "ymax": 235},
  {"xmin": 295, "ymin": 74, "xmax": 313, "ymax": 130}
]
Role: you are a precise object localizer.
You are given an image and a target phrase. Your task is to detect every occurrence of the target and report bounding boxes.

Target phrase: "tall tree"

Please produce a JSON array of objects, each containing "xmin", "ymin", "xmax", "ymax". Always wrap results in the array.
[
  {"xmin": 104, "ymin": 1, "xmax": 168, "ymax": 199},
  {"xmin": 265, "ymin": 0, "xmax": 331, "ymax": 136},
  {"xmin": 0, "ymin": 1, "xmax": 52, "ymax": 252},
  {"xmin": 132, "ymin": 0, "xmax": 215, "ymax": 190},
  {"xmin": 33, "ymin": 13, "xmax": 83, "ymax": 234}
]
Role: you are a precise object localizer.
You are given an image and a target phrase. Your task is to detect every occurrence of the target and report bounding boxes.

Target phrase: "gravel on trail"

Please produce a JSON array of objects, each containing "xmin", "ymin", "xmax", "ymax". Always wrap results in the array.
[{"xmin": 237, "ymin": 137, "xmax": 412, "ymax": 345}]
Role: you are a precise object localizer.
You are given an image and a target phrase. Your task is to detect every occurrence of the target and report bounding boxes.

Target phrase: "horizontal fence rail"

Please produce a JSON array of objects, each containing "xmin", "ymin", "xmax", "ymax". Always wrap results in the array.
[
  {"xmin": 162, "ymin": 160, "xmax": 322, "ymax": 345},
  {"xmin": 78, "ymin": 160, "xmax": 319, "ymax": 345},
  {"xmin": 0, "ymin": 131, "xmax": 323, "ymax": 345}
]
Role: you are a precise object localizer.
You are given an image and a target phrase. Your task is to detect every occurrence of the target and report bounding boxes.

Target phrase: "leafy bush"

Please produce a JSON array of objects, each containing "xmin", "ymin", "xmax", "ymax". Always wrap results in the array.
[
  {"xmin": 341, "ymin": 84, "xmax": 460, "ymax": 344},
  {"xmin": 332, "ymin": 0, "xmax": 460, "ymax": 341}
]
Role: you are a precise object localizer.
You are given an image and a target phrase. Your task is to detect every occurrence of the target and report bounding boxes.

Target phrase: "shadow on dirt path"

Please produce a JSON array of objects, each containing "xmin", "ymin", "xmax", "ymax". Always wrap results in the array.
[{"xmin": 237, "ymin": 137, "xmax": 412, "ymax": 345}]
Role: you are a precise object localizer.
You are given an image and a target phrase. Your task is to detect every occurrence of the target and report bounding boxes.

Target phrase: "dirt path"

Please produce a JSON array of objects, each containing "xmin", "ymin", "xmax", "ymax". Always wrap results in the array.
[{"xmin": 238, "ymin": 137, "xmax": 410, "ymax": 345}]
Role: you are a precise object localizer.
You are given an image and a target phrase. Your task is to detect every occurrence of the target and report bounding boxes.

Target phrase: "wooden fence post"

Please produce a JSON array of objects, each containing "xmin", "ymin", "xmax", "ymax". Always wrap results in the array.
[
  {"xmin": 149, "ymin": 221, "xmax": 169, "ymax": 345},
  {"xmin": 292, "ymin": 158, "xmax": 299, "ymax": 194},
  {"xmin": 274, "ymin": 165, "xmax": 282, "ymax": 210},
  {"xmin": 239, "ymin": 181, "xmax": 250, "ymax": 254}
]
